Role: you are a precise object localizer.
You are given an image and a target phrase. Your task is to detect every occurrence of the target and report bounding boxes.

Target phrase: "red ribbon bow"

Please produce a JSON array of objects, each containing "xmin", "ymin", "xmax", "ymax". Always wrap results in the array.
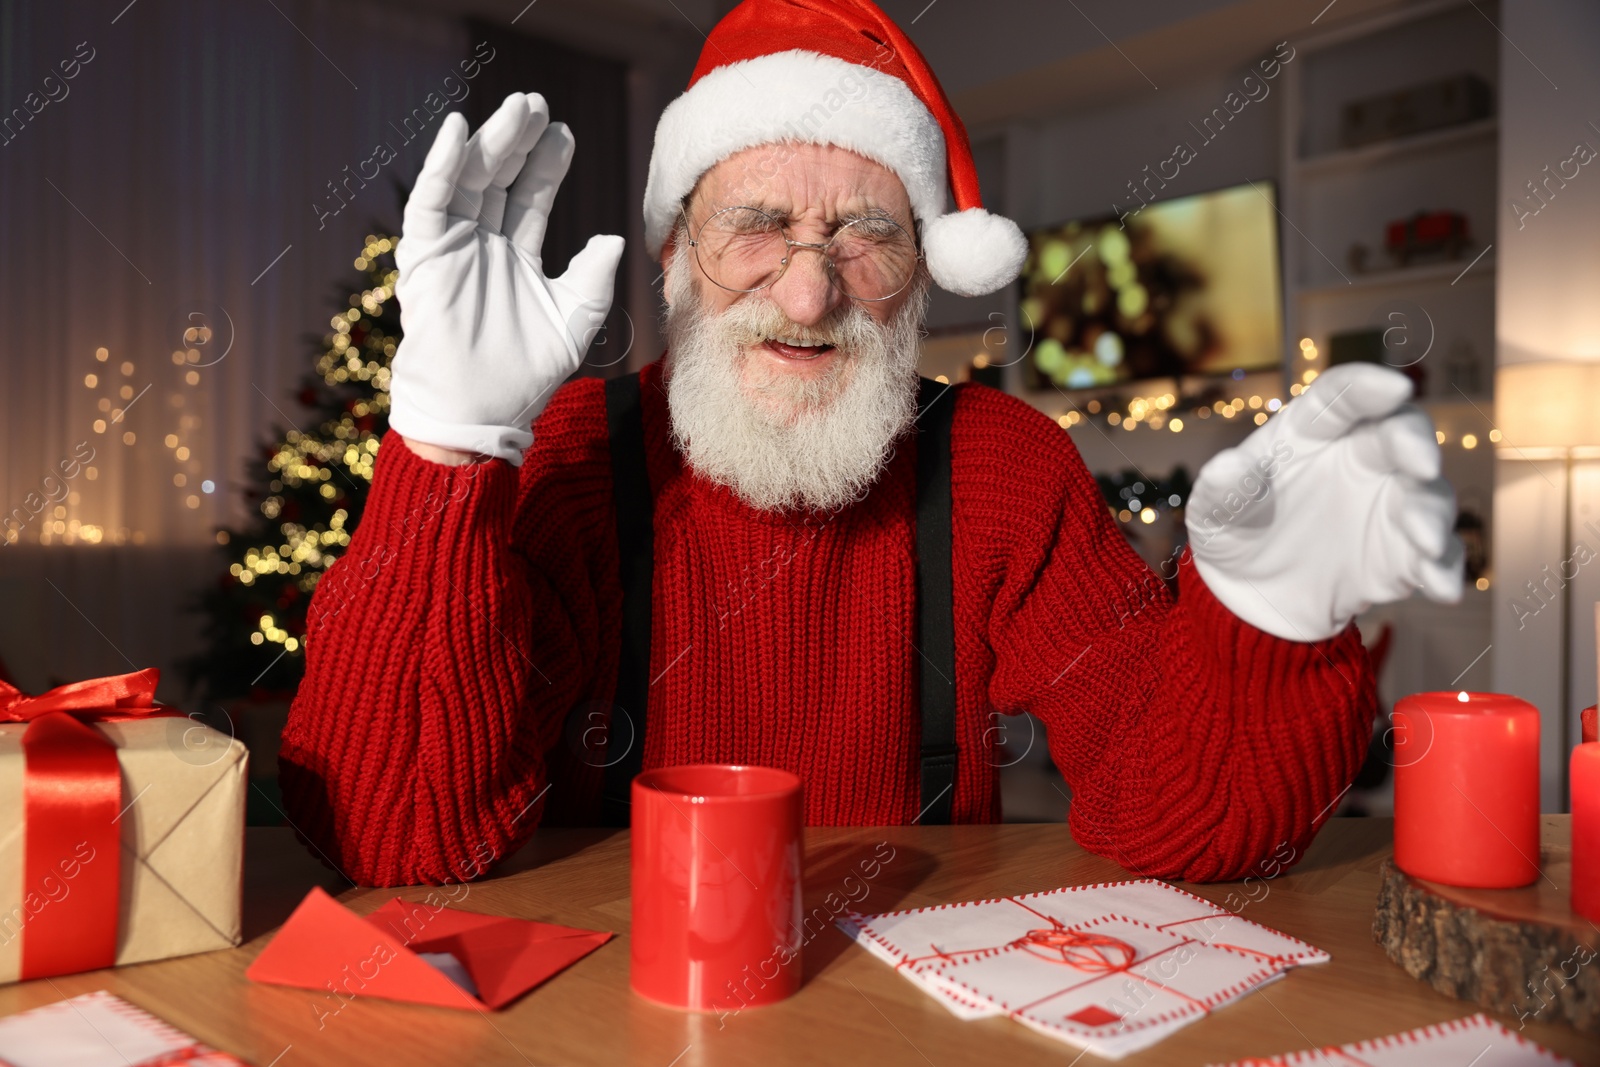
[
  {"xmin": 0, "ymin": 668, "xmax": 163, "ymax": 723},
  {"xmin": 1, "ymin": 669, "xmax": 168, "ymax": 980}
]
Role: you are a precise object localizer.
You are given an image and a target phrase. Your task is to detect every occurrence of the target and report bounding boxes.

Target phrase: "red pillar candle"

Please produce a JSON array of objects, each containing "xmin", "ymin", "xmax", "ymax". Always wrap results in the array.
[
  {"xmin": 1574, "ymin": 743, "xmax": 1600, "ymax": 922},
  {"xmin": 1393, "ymin": 691, "xmax": 1540, "ymax": 888},
  {"xmin": 1583, "ymin": 705, "xmax": 1597, "ymax": 745}
]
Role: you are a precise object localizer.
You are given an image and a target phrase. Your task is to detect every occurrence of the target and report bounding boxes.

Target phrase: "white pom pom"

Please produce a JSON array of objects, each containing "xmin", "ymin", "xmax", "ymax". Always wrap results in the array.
[{"xmin": 922, "ymin": 208, "xmax": 1028, "ymax": 297}]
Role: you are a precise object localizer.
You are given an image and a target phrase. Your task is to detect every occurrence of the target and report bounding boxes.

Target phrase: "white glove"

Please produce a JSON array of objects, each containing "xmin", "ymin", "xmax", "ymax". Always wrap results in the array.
[
  {"xmin": 388, "ymin": 93, "xmax": 625, "ymax": 464},
  {"xmin": 1186, "ymin": 364, "xmax": 1464, "ymax": 642}
]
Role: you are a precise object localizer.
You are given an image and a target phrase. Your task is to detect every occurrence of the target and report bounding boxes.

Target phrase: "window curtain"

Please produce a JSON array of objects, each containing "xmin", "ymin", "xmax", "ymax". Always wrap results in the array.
[{"xmin": 0, "ymin": 0, "xmax": 627, "ymax": 701}]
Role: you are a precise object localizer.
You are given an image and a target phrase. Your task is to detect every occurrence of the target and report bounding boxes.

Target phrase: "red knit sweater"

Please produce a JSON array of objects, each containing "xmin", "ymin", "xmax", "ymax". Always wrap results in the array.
[{"xmin": 280, "ymin": 360, "xmax": 1374, "ymax": 887}]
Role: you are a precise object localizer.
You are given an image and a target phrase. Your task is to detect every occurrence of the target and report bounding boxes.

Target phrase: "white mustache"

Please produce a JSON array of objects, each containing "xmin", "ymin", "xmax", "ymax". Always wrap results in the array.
[{"xmin": 716, "ymin": 293, "xmax": 880, "ymax": 356}]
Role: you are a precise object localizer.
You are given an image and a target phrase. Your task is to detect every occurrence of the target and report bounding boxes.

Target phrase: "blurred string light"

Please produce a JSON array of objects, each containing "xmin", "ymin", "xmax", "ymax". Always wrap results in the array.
[
  {"xmin": 1297, "ymin": 336, "xmax": 1320, "ymax": 393},
  {"xmin": 35, "ymin": 346, "xmax": 139, "ymax": 546},
  {"xmin": 34, "ymin": 326, "xmax": 227, "ymax": 548},
  {"xmin": 1064, "ymin": 334, "xmax": 1493, "ymax": 529},
  {"xmin": 1097, "ymin": 469, "xmax": 1194, "ymax": 526},
  {"xmin": 1057, "ymin": 387, "xmax": 1284, "ymax": 436},
  {"xmin": 1054, "ymin": 333, "xmax": 1493, "ymax": 453}
]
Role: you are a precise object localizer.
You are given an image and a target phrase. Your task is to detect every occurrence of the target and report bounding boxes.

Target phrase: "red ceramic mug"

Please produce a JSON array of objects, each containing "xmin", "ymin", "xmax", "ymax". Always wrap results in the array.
[{"xmin": 630, "ymin": 764, "xmax": 803, "ymax": 1012}]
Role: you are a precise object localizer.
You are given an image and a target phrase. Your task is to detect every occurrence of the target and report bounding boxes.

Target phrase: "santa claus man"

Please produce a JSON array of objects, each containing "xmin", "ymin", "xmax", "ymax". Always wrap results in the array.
[{"xmin": 281, "ymin": 0, "xmax": 1460, "ymax": 887}]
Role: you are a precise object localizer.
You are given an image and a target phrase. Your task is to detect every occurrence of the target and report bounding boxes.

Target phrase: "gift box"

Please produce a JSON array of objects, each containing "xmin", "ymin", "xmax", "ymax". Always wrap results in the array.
[{"xmin": 0, "ymin": 669, "xmax": 247, "ymax": 983}]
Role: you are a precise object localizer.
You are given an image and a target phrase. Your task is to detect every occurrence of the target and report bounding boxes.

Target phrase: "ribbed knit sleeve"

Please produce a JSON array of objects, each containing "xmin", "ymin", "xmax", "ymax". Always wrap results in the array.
[
  {"xmin": 280, "ymin": 378, "xmax": 615, "ymax": 886},
  {"xmin": 958, "ymin": 387, "xmax": 1375, "ymax": 883}
]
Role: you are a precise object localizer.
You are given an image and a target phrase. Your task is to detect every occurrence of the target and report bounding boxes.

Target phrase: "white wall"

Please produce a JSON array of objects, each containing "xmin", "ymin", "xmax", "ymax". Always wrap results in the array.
[
  {"xmin": 1490, "ymin": 0, "xmax": 1600, "ymax": 809},
  {"xmin": 882, "ymin": 0, "xmax": 1248, "ymax": 100},
  {"xmin": 1017, "ymin": 64, "xmax": 1283, "ymax": 232}
]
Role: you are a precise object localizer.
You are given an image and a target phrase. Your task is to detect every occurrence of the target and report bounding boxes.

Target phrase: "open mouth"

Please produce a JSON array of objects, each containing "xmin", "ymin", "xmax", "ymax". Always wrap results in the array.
[{"xmin": 760, "ymin": 336, "xmax": 837, "ymax": 360}]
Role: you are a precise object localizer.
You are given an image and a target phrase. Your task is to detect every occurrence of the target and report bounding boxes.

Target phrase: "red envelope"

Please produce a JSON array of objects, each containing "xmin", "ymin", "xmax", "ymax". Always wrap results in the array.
[{"xmin": 246, "ymin": 887, "xmax": 613, "ymax": 1010}]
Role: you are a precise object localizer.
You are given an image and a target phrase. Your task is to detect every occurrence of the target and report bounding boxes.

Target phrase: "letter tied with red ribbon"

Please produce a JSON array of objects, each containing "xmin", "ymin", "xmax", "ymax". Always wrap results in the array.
[{"xmin": 0, "ymin": 669, "xmax": 171, "ymax": 979}]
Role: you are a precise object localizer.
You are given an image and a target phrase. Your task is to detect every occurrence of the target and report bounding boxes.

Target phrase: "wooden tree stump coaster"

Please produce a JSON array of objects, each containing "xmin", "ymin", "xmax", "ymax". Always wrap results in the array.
[{"xmin": 1373, "ymin": 817, "xmax": 1599, "ymax": 1033}]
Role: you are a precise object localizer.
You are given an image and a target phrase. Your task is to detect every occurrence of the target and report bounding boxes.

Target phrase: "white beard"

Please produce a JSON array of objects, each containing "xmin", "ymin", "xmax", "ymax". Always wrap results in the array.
[{"xmin": 663, "ymin": 241, "xmax": 929, "ymax": 514}]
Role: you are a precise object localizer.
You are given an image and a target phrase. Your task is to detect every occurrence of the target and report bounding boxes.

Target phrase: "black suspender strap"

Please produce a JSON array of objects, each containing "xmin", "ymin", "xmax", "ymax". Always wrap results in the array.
[
  {"xmin": 601, "ymin": 373, "xmax": 653, "ymax": 827},
  {"xmin": 913, "ymin": 377, "xmax": 958, "ymax": 826},
  {"xmin": 599, "ymin": 372, "xmax": 960, "ymax": 827}
]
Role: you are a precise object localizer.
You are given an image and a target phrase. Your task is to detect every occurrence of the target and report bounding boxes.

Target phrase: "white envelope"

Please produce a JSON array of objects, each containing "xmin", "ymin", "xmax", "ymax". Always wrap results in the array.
[{"xmin": 840, "ymin": 878, "xmax": 1329, "ymax": 1060}]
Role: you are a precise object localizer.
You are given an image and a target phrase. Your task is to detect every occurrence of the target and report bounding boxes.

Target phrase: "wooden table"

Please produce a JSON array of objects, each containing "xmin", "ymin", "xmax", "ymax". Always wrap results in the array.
[{"xmin": 2, "ymin": 819, "xmax": 1595, "ymax": 1066}]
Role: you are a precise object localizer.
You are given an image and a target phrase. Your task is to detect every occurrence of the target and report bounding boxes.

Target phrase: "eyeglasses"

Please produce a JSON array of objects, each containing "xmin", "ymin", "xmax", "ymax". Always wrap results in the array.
[{"xmin": 683, "ymin": 205, "xmax": 922, "ymax": 302}]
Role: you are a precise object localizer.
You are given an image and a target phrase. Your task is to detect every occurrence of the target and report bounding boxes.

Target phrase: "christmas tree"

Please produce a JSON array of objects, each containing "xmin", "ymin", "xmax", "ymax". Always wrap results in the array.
[{"xmin": 184, "ymin": 234, "xmax": 400, "ymax": 703}]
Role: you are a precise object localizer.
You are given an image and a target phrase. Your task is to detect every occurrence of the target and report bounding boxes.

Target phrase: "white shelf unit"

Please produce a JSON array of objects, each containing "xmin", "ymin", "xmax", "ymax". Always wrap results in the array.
[
  {"xmin": 1277, "ymin": 0, "xmax": 1502, "ymax": 764},
  {"xmin": 1279, "ymin": 0, "xmax": 1501, "ymax": 402},
  {"xmin": 1296, "ymin": 251, "xmax": 1496, "ymax": 298},
  {"xmin": 1292, "ymin": 116, "xmax": 1498, "ymax": 179}
]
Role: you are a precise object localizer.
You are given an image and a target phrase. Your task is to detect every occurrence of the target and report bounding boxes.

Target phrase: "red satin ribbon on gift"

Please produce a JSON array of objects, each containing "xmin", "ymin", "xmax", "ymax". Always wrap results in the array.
[{"xmin": 1, "ymin": 668, "xmax": 168, "ymax": 979}]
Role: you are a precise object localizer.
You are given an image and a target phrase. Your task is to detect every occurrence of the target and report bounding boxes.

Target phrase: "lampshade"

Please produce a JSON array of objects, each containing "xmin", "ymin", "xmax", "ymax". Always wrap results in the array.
[{"xmin": 1495, "ymin": 361, "xmax": 1600, "ymax": 450}]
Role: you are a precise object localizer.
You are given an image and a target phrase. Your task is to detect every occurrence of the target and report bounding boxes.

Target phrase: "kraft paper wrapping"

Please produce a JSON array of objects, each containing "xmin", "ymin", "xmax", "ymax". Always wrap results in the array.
[{"xmin": 0, "ymin": 717, "xmax": 247, "ymax": 983}]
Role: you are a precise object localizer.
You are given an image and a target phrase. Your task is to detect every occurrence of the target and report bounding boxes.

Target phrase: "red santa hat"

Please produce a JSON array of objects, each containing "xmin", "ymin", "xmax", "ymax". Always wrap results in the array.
[{"xmin": 642, "ymin": 0, "xmax": 1028, "ymax": 298}]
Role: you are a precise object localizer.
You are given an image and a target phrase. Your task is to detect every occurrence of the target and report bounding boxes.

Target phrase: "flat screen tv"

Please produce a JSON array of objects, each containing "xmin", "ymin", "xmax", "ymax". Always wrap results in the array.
[{"xmin": 1021, "ymin": 181, "xmax": 1283, "ymax": 390}]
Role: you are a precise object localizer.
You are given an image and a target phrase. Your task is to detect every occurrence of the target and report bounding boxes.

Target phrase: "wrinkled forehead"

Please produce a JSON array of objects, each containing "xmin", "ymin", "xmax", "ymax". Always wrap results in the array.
[{"xmin": 688, "ymin": 142, "xmax": 915, "ymax": 224}]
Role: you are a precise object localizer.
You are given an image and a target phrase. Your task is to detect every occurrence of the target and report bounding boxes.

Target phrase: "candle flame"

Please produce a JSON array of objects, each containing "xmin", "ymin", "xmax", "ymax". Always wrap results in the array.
[{"xmin": 1457, "ymin": 691, "xmax": 1470, "ymax": 703}]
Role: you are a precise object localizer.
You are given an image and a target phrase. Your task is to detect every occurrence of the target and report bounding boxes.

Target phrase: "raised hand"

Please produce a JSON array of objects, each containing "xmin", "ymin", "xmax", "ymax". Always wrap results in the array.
[
  {"xmin": 1186, "ymin": 363, "xmax": 1463, "ymax": 642},
  {"xmin": 387, "ymin": 93, "xmax": 626, "ymax": 464}
]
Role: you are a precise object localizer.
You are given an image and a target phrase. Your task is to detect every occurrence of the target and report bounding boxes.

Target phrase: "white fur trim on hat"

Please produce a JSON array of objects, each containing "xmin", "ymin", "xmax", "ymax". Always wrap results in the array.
[
  {"xmin": 922, "ymin": 207, "xmax": 1029, "ymax": 297},
  {"xmin": 643, "ymin": 49, "xmax": 947, "ymax": 255}
]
